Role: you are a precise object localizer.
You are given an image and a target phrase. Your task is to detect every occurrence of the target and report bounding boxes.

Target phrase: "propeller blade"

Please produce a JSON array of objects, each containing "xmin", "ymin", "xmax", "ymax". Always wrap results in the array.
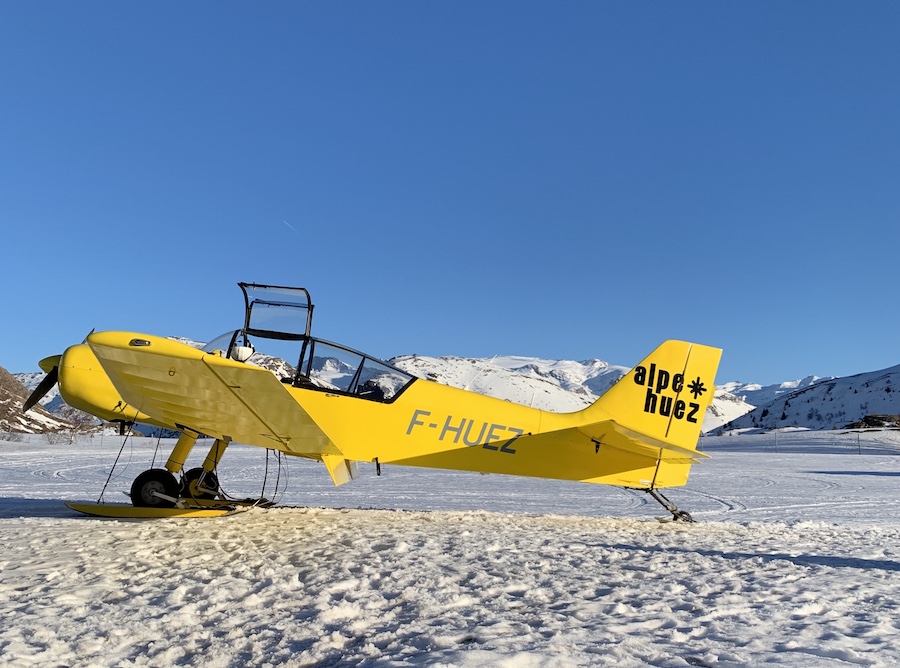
[{"xmin": 23, "ymin": 365, "xmax": 59, "ymax": 413}]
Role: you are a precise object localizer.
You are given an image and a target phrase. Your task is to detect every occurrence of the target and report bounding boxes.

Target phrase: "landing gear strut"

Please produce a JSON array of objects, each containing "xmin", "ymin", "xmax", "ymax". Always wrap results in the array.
[
  {"xmin": 645, "ymin": 488, "xmax": 694, "ymax": 523},
  {"xmin": 128, "ymin": 432, "xmax": 230, "ymax": 508}
]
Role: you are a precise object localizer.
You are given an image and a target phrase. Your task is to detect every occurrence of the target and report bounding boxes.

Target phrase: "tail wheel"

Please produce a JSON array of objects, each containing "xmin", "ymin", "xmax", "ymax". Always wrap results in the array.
[
  {"xmin": 130, "ymin": 469, "xmax": 179, "ymax": 508},
  {"xmin": 181, "ymin": 467, "xmax": 220, "ymax": 500}
]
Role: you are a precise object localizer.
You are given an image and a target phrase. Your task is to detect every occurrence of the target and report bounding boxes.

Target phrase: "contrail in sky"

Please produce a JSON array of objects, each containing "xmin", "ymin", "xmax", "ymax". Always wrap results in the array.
[{"xmin": 283, "ymin": 220, "xmax": 299, "ymax": 234}]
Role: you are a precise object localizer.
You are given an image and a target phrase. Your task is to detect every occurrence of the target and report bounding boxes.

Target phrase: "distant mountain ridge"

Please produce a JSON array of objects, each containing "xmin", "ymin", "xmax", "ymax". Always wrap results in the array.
[
  {"xmin": 719, "ymin": 376, "xmax": 828, "ymax": 408},
  {"xmin": 721, "ymin": 364, "xmax": 900, "ymax": 432},
  {"xmin": 389, "ymin": 354, "xmax": 626, "ymax": 413},
  {"xmin": 9, "ymin": 339, "xmax": 900, "ymax": 435}
]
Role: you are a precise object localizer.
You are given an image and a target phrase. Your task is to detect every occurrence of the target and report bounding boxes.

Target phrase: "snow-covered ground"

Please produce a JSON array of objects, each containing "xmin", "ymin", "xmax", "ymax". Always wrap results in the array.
[{"xmin": 2, "ymin": 431, "xmax": 900, "ymax": 666}]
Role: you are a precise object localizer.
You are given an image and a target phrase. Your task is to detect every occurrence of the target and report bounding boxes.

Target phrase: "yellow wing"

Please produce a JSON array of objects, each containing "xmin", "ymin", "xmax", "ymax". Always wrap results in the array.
[{"xmin": 87, "ymin": 332, "xmax": 336, "ymax": 455}]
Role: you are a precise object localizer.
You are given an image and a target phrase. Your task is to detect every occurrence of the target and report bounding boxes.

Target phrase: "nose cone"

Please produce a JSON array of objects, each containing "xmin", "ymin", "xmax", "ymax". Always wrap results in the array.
[{"xmin": 57, "ymin": 343, "xmax": 148, "ymax": 423}]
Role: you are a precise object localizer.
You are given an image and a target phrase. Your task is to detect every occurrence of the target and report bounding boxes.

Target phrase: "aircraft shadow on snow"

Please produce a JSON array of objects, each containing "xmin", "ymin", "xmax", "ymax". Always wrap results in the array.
[
  {"xmin": 0, "ymin": 497, "xmax": 83, "ymax": 519},
  {"xmin": 806, "ymin": 470, "xmax": 900, "ymax": 477},
  {"xmin": 600, "ymin": 541, "xmax": 900, "ymax": 573}
]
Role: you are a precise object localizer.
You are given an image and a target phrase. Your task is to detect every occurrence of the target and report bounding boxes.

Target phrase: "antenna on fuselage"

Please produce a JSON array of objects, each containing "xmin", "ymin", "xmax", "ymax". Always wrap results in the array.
[{"xmin": 463, "ymin": 355, "xmax": 498, "ymax": 391}]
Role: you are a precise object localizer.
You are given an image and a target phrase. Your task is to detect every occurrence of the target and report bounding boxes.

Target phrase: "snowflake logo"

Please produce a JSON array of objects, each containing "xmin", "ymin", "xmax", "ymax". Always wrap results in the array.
[{"xmin": 688, "ymin": 377, "xmax": 706, "ymax": 399}]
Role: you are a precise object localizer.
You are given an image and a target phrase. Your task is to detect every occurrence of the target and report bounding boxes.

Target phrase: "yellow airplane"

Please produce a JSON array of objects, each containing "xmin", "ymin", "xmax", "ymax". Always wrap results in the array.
[{"xmin": 24, "ymin": 283, "xmax": 721, "ymax": 520}]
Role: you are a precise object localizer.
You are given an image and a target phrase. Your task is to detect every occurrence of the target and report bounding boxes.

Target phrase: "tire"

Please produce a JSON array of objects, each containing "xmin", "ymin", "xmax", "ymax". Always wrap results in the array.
[
  {"xmin": 181, "ymin": 467, "xmax": 220, "ymax": 500},
  {"xmin": 130, "ymin": 469, "xmax": 179, "ymax": 508}
]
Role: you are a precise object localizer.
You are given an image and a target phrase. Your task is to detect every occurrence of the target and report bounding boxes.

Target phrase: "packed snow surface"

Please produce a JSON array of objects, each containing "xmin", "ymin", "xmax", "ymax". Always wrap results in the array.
[{"xmin": 2, "ymin": 432, "xmax": 900, "ymax": 666}]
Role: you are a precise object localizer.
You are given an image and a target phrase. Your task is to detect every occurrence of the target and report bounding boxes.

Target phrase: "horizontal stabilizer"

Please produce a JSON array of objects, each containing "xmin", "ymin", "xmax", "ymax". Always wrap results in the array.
[{"xmin": 580, "ymin": 420, "xmax": 710, "ymax": 463}]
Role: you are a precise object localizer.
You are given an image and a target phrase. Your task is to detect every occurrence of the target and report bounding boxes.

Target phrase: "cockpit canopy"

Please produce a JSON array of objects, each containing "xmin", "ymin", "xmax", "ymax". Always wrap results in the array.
[{"xmin": 201, "ymin": 283, "xmax": 415, "ymax": 402}]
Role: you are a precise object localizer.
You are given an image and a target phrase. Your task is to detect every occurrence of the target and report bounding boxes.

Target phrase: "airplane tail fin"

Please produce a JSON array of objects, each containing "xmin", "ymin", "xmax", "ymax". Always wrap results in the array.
[{"xmin": 578, "ymin": 340, "xmax": 721, "ymax": 461}]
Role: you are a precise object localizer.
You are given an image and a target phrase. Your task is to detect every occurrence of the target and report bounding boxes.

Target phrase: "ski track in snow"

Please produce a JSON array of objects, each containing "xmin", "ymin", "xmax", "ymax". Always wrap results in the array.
[{"xmin": 2, "ymin": 434, "xmax": 900, "ymax": 667}]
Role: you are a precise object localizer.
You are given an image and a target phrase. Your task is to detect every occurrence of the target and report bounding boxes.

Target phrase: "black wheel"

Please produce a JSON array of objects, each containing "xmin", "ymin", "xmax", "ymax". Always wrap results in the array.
[
  {"xmin": 673, "ymin": 510, "xmax": 694, "ymax": 523},
  {"xmin": 130, "ymin": 469, "xmax": 180, "ymax": 508},
  {"xmin": 181, "ymin": 467, "xmax": 220, "ymax": 500}
]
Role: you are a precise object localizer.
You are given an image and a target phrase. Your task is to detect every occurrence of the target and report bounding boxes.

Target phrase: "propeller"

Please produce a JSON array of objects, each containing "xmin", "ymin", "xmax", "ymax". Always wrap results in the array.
[
  {"xmin": 22, "ymin": 354, "xmax": 61, "ymax": 413},
  {"xmin": 23, "ymin": 330, "xmax": 94, "ymax": 413}
]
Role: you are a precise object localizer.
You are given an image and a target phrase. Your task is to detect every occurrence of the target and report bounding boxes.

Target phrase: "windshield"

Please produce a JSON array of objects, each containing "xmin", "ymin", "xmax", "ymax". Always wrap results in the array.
[
  {"xmin": 299, "ymin": 340, "xmax": 415, "ymax": 401},
  {"xmin": 202, "ymin": 331, "xmax": 240, "ymax": 355},
  {"xmin": 201, "ymin": 330, "xmax": 299, "ymax": 378}
]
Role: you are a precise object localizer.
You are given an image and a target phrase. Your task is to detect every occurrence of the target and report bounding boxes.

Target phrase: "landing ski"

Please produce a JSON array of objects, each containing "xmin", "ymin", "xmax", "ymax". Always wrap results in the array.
[{"xmin": 65, "ymin": 500, "xmax": 250, "ymax": 518}]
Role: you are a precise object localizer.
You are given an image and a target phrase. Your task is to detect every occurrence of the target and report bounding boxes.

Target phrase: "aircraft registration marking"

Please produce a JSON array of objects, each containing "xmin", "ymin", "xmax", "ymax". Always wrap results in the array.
[{"xmin": 406, "ymin": 409, "xmax": 524, "ymax": 454}]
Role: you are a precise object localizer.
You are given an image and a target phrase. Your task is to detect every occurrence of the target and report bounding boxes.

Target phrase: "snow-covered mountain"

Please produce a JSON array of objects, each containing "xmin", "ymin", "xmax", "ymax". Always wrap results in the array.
[
  {"xmin": 718, "ymin": 376, "xmax": 828, "ymax": 408},
  {"xmin": 390, "ymin": 354, "xmax": 625, "ymax": 413},
  {"xmin": 704, "ymin": 388, "xmax": 756, "ymax": 433},
  {"xmin": 700, "ymin": 378, "xmax": 832, "ymax": 433},
  {"xmin": 0, "ymin": 366, "xmax": 71, "ymax": 434},
  {"xmin": 721, "ymin": 364, "xmax": 900, "ymax": 432},
  {"xmin": 14, "ymin": 370, "xmax": 61, "ymax": 408}
]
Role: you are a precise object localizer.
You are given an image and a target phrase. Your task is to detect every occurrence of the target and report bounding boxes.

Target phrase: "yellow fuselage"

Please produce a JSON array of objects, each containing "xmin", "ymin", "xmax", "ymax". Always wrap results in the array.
[{"xmin": 57, "ymin": 332, "xmax": 719, "ymax": 491}]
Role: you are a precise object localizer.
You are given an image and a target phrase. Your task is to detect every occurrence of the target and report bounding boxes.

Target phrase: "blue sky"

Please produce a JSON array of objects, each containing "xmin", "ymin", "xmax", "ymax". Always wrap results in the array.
[{"xmin": 2, "ymin": 2, "xmax": 899, "ymax": 385}]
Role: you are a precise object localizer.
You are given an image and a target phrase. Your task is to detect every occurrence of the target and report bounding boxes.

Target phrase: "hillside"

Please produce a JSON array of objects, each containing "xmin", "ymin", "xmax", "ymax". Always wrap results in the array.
[
  {"xmin": 704, "ymin": 389, "xmax": 755, "ymax": 432},
  {"xmin": 722, "ymin": 363, "xmax": 900, "ymax": 431},
  {"xmin": 390, "ymin": 354, "xmax": 625, "ymax": 413},
  {"xmin": 719, "ymin": 375, "xmax": 828, "ymax": 407},
  {"xmin": 0, "ymin": 366, "xmax": 71, "ymax": 434}
]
